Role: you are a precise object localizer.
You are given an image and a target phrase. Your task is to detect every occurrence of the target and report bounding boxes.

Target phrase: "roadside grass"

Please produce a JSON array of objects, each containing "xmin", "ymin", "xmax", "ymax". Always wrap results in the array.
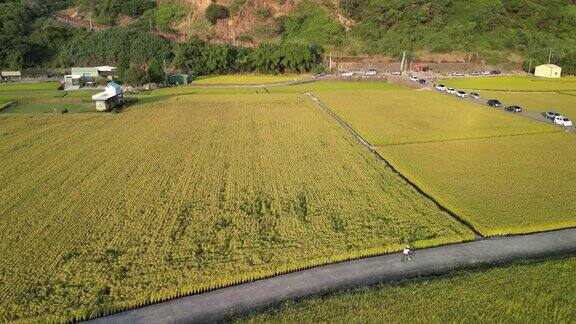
[
  {"xmin": 0, "ymin": 82, "xmax": 61, "ymax": 92},
  {"xmin": 238, "ymin": 255, "xmax": 576, "ymax": 323},
  {"xmin": 0, "ymin": 93, "xmax": 473, "ymax": 322},
  {"xmin": 193, "ymin": 74, "xmax": 308, "ymax": 85},
  {"xmin": 315, "ymin": 90, "xmax": 559, "ymax": 146},
  {"xmin": 443, "ymin": 76, "xmax": 576, "ymax": 91},
  {"xmin": 379, "ymin": 132, "xmax": 576, "ymax": 236},
  {"xmin": 478, "ymin": 91, "xmax": 576, "ymax": 117}
]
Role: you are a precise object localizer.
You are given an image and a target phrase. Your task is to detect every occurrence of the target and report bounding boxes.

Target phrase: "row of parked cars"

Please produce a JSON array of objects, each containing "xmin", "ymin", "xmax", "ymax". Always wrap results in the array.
[
  {"xmin": 409, "ymin": 75, "xmax": 428, "ymax": 85},
  {"xmin": 450, "ymin": 70, "xmax": 501, "ymax": 77},
  {"xmin": 541, "ymin": 111, "xmax": 573, "ymax": 126},
  {"xmin": 433, "ymin": 83, "xmax": 573, "ymax": 126}
]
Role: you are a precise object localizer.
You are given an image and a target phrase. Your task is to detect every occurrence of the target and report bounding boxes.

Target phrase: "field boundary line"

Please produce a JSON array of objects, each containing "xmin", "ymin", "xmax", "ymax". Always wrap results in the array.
[
  {"xmin": 374, "ymin": 129, "xmax": 565, "ymax": 148},
  {"xmin": 305, "ymin": 92, "xmax": 483, "ymax": 238},
  {"xmin": 88, "ymin": 228, "xmax": 576, "ymax": 324}
]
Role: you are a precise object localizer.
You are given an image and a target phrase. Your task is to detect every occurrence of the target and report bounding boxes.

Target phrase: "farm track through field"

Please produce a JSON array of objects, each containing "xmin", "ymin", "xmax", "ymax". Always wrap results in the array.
[
  {"xmin": 305, "ymin": 93, "xmax": 482, "ymax": 239},
  {"xmin": 88, "ymin": 228, "xmax": 576, "ymax": 324}
]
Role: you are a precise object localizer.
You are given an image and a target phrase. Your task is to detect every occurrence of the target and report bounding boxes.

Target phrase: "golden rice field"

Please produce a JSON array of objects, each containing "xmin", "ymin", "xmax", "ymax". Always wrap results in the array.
[
  {"xmin": 380, "ymin": 132, "xmax": 576, "ymax": 236},
  {"xmin": 315, "ymin": 90, "xmax": 559, "ymax": 146},
  {"xmin": 0, "ymin": 93, "xmax": 473, "ymax": 321},
  {"xmin": 443, "ymin": 76, "xmax": 576, "ymax": 91},
  {"xmin": 478, "ymin": 91, "xmax": 576, "ymax": 117},
  {"xmin": 239, "ymin": 256, "xmax": 576, "ymax": 323}
]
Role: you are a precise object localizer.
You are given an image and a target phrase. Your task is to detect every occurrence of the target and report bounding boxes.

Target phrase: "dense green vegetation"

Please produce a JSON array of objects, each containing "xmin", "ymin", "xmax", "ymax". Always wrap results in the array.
[
  {"xmin": 239, "ymin": 256, "xmax": 576, "ymax": 323},
  {"xmin": 3, "ymin": 0, "xmax": 576, "ymax": 73},
  {"xmin": 345, "ymin": 0, "xmax": 576, "ymax": 64}
]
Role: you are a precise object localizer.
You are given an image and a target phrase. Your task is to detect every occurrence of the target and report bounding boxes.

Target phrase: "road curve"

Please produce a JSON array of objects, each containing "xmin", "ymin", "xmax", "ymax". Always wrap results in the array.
[{"xmin": 88, "ymin": 228, "xmax": 576, "ymax": 324}]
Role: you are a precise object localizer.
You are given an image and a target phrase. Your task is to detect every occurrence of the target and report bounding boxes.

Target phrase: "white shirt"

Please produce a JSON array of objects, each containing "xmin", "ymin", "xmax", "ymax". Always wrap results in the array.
[{"xmin": 403, "ymin": 248, "xmax": 411, "ymax": 255}]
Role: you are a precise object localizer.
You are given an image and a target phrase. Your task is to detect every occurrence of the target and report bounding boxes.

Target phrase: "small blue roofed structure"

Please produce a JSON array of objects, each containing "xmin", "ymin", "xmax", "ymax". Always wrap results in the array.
[{"xmin": 92, "ymin": 82, "xmax": 124, "ymax": 112}]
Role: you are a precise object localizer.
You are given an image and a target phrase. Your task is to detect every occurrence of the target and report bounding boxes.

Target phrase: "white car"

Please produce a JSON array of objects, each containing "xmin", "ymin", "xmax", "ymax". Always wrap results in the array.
[
  {"xmin": 391, "ymin": 71, "xmax": 402, "ymax": 75},
  {"xmin": 482, "ymin": 70, "xmax": 492, "ymax": 75},
  {"xmin": 554, "ymin": 116, "xmax": 573, "ymax": 127},
  {"xmin": 409, "ymin": 75, "xmax": 420, "ymax": 82},
  {"xmin": 435, "ymin": 84, "xmax": 447, "ymax": 91},
  {"xmin": 456, "ymin": 90, "xmax": 468, "ymax": 98},
  {"xmin": 341, "ymin": 71, "xmax": 354, "ymax": 77},
  {"xmin": 366, "ymin": 69, "xmax": 378, "ymax": 76},
  {"xmin": 446, "ymin": 88, "xmax": 457, "ymax": 95},
  {"xmin": 469, "ymin": 92, "xmax": 481, "ymax": 99}
]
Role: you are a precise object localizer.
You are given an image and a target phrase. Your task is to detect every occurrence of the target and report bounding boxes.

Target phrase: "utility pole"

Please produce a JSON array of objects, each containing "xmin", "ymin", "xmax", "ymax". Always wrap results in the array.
[
  {"xmin": 149, "ymin": 18, "xmax": 153, "ymax": 33},
  {"xmin": 89, "ymin": 12, "xmax": 93, "ymax": 31},
  {"xmin": 329, "ymin": 52, "xmax": 332, "ymax": 71},
  {"xmin": 400, "ymin": 51, "xmax": 406, "ymax": 73},
  {"xmin": 409, "ymin": 60, "xmax": 413, "ymax": 73},
  {"xmin": 528, "ymin": 59, "xmax": 532, "ymax": 76},
  {"xmin": 548, "ymin": 49, "xmax": 553, "ymax": 64}
]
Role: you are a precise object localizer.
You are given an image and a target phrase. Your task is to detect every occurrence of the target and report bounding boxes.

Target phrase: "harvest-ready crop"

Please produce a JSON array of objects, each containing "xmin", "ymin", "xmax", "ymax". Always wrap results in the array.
[
  {"xmin": 0, "ymin": 93, "xmax": 472, "ymax": 322},
  {"xmin": 239, "ymin": 256, "xmax": 576, "ymax": 323},
  {"xmin": 316, "ymin": 90, "xmax": 558, "ymax": 146},
  {"xmin": 380, "ymin": 132, "xmax": 576, "ymax": 236}
]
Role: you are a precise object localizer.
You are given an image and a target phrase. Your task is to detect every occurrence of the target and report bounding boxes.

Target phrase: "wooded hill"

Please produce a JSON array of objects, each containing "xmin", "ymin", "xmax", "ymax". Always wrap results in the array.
[{"xmin": 2, "ymin": 0, "xmax": 576, "ymax": 74}]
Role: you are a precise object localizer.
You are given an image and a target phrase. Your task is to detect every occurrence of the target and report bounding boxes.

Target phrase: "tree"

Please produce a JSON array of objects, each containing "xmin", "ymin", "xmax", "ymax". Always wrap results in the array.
[
  {"xmin": 173, "ymin": 37, "xmax": 207, "ymax": 75},
  {"xmin": 205, "ymin": 3, "xmax": 230, "ymax": 25},
  {"xmin": 147, "ymin": 58, "xmax": 165, "ymax": 83},
  {"xmin": 249, "ymin": 43, "xmax": 282, "ymax": 73},
  {"xmin": 123, "ymin": 64, "xmax": 149, "ymax": 86}
]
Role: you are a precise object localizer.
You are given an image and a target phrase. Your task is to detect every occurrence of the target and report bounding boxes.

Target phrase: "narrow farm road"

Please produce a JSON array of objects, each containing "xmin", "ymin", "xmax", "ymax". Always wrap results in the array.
[{"xmin": 88, "ymin": 228, "xmax": 576, "ymax": 324}]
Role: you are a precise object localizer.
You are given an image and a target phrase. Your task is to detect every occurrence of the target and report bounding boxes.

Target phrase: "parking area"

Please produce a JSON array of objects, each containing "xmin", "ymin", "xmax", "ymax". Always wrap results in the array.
[{"xmin": 429, "ymin": 82, "xmax": 576, "ymax": 133}]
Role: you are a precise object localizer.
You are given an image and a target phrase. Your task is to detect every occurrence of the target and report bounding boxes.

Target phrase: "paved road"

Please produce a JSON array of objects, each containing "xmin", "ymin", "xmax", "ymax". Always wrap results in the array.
[
  {"xmin": 427, "ymin": 85, "xmax": 576, "ymax": 133},
  {"xmin": 89, "ymin": 228, "xmax": 576, "ymax": 324}
]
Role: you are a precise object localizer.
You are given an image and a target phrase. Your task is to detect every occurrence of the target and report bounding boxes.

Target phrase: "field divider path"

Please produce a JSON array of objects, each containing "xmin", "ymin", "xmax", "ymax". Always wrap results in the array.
[
  {"xmin": 88, "ymin": 228, "xmax": 576, "ymax": 324},
  {"xmin": 305, "ymin": 92, "xmax": 483, "ymax": 238}
]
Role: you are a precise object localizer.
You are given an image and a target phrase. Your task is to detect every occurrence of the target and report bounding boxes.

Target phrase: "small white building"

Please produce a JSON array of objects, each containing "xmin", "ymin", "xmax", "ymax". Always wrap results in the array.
[
  {"xmin": 534, "ymin": 64, "xmax": 562, "ymax": 78},
  {"xmin": 92, "ymin": 82, "xmax": 124, "ymax": 112},
  {"xmin": 1, "ymin": 71, "xmax": 22, "ymax": 81},
  {"xmin": 64, "ymin": 66, "xmax": 117, "ymax": 89}
]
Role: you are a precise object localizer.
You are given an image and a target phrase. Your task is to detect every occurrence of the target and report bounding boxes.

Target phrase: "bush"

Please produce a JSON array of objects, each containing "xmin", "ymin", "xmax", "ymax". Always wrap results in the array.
[
  {"xmin": 205, "ymin": 3, "xmax": 230, "ymax": 25},
  {"xmin": 121, "ymin": 0, "xmax": 156, "ymax": 17}
]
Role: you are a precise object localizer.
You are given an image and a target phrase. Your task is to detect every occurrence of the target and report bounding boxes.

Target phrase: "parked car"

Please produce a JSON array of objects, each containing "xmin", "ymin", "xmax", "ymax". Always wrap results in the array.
[
  {"xmin": 391, "ymin": 71, "xmax": 402, "ymax": 75},
  {"xmin": 456, "ymin": 90, "xmax": 468, "ymax": 98},
  {"xmin": 505, "ymin": 105, "xmax": 523, "ymax": 113},
  {"xmin": 418, "ymin": 78, "xmax": 428, "ymax": 84},
  {"xmin": 554, "ymin": 116, "xmax": 573, "ymax": 127},
  {"xmin": 542, "ymin": 111, "xmax": 561, "ymax": 120},
  {"xmin": 315, "ymin": 72, "xmax": 327, "ymax": 78},
  {"xmin": 366, "ymin": 69, "xmax": 378, "ymax": 76},
  {"xmin": 409, "ymin": 75, "xmax": 420, "ymax": 82},
  {"xmin": 435, "ymin": 84, "xmax": 447, "ymax": 91},
  {"xmin": 446, "ymin": 88, "xmax": 457, "ymax": 95},
  {"xmin": 341, "ymin": 71, "xmax": 354, "ymax": 77},
  {"xmin": 469, "ymin": 71, "xmax": 481, "ymax": 76},
  {"xmin": 487, "ymin": 99, "xmax": 503, "ymax": 107},
  {"xmin": 469, "ymin": 92, "xmax": 481, "ymax": 99},
  {"xmin": 450, "ymin": 72, "xmax": 462, "ymax": 77},
  {"xmin": 482, "ymin": 70, "xmax": 492, "ymax": 75},
  {"xmin": 492, "ymin": 70, "xmax": 502, "ymax": 75}
]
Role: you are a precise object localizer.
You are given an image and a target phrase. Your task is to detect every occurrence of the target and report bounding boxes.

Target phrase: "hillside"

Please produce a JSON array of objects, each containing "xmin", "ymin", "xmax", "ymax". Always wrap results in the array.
[{"xmin": 1, "ymin": 0, "xmax": 576, "ymax": 71}]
